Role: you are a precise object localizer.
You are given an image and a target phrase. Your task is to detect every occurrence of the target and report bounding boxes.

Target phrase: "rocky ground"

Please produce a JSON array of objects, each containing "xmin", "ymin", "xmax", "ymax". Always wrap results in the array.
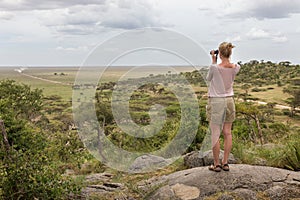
[
  {"xmin": 80, "ymin": 151, "xmax": 300, "ymax": 200},
  {"xmin": 143, "ymin": 164, "xmax": 300, "ymax": 200}
]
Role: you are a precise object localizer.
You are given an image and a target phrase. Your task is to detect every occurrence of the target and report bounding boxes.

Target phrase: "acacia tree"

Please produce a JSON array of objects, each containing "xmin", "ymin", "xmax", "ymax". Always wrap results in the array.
[
  {"xmin": 283, "ymin": 78, "xmax": 300, "ymax": 117},
  {"xmin": 236, "ymin": 103, "xmax": 265, "ymax": 145}
]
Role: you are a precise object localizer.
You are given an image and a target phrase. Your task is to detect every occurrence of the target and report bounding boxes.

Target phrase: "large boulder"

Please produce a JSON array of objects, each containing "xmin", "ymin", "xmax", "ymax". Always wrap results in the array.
[
  {"xmin": 128, "ymin": 154, "xmax": 172, "ymax": 173},
  {"xmin": 142, "ymin": 164, "xmax": 300, "ymax": 200},
  {"xmin": 184, "ymin": 150, "xmax": 237, "ymax": 168}
]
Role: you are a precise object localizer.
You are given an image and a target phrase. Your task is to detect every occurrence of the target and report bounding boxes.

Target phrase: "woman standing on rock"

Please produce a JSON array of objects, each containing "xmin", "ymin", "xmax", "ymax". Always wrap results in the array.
[{"xmin": 206, "ymin": 42, "xmax": 240, "ymax": 172}]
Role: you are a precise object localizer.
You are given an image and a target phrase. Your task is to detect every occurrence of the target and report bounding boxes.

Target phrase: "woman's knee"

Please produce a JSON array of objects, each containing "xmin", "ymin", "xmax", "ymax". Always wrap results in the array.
[
  {"xmin": 222, "ymin": 123, "xmax": 232, "ymax": 137},
  {"xmin": 222, "ymin": 130, "xmax": 232, "ymax": 137}
]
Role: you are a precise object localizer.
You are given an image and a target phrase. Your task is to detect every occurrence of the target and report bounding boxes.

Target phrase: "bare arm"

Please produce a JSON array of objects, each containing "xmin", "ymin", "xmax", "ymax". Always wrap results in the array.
[
  {"xmin": 207, "ymin": 50, "xmax": 217, "ymax": 81},
  {"xmin": 206, "ymin": 65, "xmax": 214, "ymax": 81}
]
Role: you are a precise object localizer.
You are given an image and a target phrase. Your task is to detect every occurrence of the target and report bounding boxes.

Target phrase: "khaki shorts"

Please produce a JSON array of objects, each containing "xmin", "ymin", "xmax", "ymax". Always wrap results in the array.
[{"xmin": 206, "ymin": 97, "xmax": 236, "ymax": 124}]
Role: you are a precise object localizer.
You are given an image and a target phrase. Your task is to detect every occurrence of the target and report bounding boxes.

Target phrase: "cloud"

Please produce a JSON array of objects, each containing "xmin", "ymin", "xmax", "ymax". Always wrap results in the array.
[
  {"xmin": 36, "ymin": 4, "xmax": 106, "ymax": 35},
  {"xmin": 53, "ymin": 25, "xmax": 98, "ymax": 35},
  {"xmin": 246, "ymin": 28, "xmax": 270, "ymax": 39},
  {"xmin": 226, "ymin": 35, "xmax": 242, "ymax": 42},
  {"xmin": 0, "ymin": 0, "xmax": 106, "ymax": 11},
  {"xmin": 56, "ymin": 45, "xmax": 89, "ymax": 51},
  {"xmin": 246, "ymin": 0, "xmax": 300, "ymax": 19},
  {"xmin": 272, "ymin": 36, "xmax": 288, "ymax": 43},
  {"xmin": 2, "ymin": 0, "xmax": 167, "ymax": 35},
  {"xmin": 0, "ymin": 11, "xmax": 14, "ymax": 20},
  {"xmin": 199, "ymin": 0, "xmax": 300, "ymax": 20},
  {"xmin": 100, "ymin": 0, "xmax": 167, "ymax": 29},
  {"xmin": 246, "ymin": 28, "xmax": 288, "ymax": 43}
]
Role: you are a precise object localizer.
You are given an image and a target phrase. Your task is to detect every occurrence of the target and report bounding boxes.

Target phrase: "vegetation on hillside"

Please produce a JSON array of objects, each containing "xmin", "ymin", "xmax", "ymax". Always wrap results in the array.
[
  {"xmin": 0, "ymin": 60, "xmax": 299, "ymax": 198},
  {"xmin": 0, "ymin": 80, "xmax": 86, "ymax": 199},
  {"xmin": 91, "ymin": 60, "xmax": 300, "ymax": 171}
]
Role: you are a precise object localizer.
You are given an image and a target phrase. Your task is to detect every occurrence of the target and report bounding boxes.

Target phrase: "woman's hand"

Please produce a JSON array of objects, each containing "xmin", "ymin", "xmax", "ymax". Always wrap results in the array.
[{"xmin": 210, "ymin": 50, "xmax": 217, "ymax": 64}]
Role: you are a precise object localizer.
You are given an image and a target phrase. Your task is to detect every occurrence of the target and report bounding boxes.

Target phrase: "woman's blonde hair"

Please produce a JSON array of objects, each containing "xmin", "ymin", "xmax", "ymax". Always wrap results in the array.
[{"xmin": 219, "ymin": 42, "xmax": 235, "ymax": 58}]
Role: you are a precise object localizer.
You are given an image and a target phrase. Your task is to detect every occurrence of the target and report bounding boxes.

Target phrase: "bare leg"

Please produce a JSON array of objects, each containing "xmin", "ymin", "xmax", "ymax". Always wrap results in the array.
[
  {"xmin": 222, "ymin": 122, "xmax": 232, "ymax": 164},
  {"xmin": 210, "ymin": 123, "xmax": 222, "ymax": 166}
]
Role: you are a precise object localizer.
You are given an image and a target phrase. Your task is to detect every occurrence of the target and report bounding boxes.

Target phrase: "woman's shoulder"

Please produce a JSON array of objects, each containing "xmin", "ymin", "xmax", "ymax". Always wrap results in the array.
[
  {"xmin": 218, "ymin": 63, "xmax": 237, "ymax": 69},
  {"xmin": 209, "ymin": 64, "xmax": 218, "ymax": 69}
]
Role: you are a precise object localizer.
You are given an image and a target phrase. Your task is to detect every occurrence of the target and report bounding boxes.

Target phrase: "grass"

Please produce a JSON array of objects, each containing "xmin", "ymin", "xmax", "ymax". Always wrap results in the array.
[
  {"xmin": 247, "ymin": 84, "xmax": 291, "ymax": 105},
  {"xmin": 0, "ymin": 66, "xmax": 196, "ymax": 101},
  {"xmin": 275, "ymin": 115, "xmax": 300, "ymax": 127},
  {"xmin": 0, "ymin": 67, "xmax": 75, "ymax": 101},
  {"xmin": 1, "ymin": 65, "xmax": 299, "ymax": 199}
]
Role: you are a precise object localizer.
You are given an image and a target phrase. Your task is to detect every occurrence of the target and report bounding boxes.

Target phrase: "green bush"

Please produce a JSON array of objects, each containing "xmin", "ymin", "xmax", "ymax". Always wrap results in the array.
[
  {"xmin": 1, "ymin": 149, "xmax": 80, "ymax": 199},
  {"xmin": 282, "ymin": 135, "xmax": 300, "ymax": 171},
  {"xmin": 284, "ymin": 145, "xmax": 300, "ymax": 171},
  {"xmin": 251, "ymin": 87, "xmax": 267, "ymax": 92},
  {"xmin": 251, "ymin": 87, "xmax": 260, "ymax": 92},
  {"xmin": 282, "ymin": 109, "xmax": 291, "ymax": 116},
  {"xmin": 0, "ymin": 80, "xmax": 81, "ymax": 199}
]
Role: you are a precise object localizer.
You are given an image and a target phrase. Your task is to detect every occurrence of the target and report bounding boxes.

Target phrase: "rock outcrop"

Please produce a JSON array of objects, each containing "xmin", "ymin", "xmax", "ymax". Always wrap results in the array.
[
  {"xmin": 142, "ymin": 164, "xmax": 300, "ymax": 200},
  {"xmin": 128, "ymin": 154, "xmax": 172, "ymax": 173},
  {"xmin": 184, "ymin": 150, "xmax": 237, "ymax": 168},
  {"xmin": 81, "ymin": 173, "xmax": 125, "ymax": 198}
]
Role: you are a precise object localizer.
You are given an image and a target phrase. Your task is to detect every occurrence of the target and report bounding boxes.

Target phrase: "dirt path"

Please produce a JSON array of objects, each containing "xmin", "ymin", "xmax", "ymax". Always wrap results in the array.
[
  {"xmin": 17, "ymin": 71, "xmax": 73, "ymax": 86},
  {"xmin": 15, "ymin": 69, "xmax": 300, "ymax": 112},
  {"xmin": 245, "ymin": 99, "xmax": 299, "ymax": 111}
]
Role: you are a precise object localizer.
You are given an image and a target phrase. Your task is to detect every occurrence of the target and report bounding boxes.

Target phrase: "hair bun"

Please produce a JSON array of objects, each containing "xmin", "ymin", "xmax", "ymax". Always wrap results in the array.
[{"xmin": 227, "ymin": 43, "xmax": 235, "ymax": 49}]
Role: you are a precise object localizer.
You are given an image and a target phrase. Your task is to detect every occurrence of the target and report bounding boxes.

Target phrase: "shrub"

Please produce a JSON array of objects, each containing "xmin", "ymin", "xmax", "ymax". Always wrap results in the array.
[
  {"xmin": 251, "ymin": 87, "xmax": 261, "ymax": 92},
  {"xmin": 282, "ymin": 135, "xmax": 300, "ymax": 171},
  {"xmin": 282, "ymin": 109, "xmax": 291, "ymax": 116},
  {"xmin": 0, "ymin": 80, "xmax": 81, "ymax": 199},
  {"xmin": 1, "ymin": 148, "xmax": 81, "ymax": 199}
]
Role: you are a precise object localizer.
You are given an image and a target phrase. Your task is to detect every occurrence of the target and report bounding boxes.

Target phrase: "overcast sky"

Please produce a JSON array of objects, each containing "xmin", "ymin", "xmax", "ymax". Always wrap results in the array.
[{"xmin": 1, "ymin": 0, "xmax": 300, "ymax": 66}]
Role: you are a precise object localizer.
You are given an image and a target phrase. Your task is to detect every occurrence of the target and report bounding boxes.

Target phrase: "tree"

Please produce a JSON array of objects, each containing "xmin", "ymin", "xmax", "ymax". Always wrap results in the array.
[
  {"xmin": 0, "ymin": 80, "xmax": 80, "ymax": 199},
  {"xmin": 236, "ymin": 103, "xmax": 265, "ymax": 145},
  {"xmin": 0, "ymin": 80, "xmax": 43, "ymax": 120},
  {"xmin": 240, "ymin": 84, "xmax": 251, "ymax": 101},
  {"xmin": 283, "ymin": 78, "xmax": 300, "ymax": 117}
]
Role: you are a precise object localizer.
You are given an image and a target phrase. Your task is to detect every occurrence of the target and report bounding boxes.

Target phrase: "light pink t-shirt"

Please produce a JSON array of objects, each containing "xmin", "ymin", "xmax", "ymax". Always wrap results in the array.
[{"xmin": 206, "ymin": 64, "xmax": 240, "ymax": 97}]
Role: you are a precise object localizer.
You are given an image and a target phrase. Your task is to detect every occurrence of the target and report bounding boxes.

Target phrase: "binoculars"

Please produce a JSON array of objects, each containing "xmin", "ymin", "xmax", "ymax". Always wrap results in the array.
[{"xmin": 210, "ymin": 50, "xmax": 219, "ymax": 55}]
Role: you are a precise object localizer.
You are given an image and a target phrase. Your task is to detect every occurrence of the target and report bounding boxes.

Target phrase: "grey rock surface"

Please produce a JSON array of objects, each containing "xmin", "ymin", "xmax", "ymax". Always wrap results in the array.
[
  {"xmin": 128, "ymin": 154, "xmax": 172, "ymax": 173},
  {"xmin": 144, "ymin": 164, "xmax": 300, "ymax": 200},
  {"xmin": 82, "ymin": 172, "xmax": 125, "ymax": 198},
  {"xmin": 184, "ymin": 150, "xmax": 237, "ymax": 168},
  {"xmin": 85, "ymin": 172, "xmax": 114, "ymax": 183}
]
